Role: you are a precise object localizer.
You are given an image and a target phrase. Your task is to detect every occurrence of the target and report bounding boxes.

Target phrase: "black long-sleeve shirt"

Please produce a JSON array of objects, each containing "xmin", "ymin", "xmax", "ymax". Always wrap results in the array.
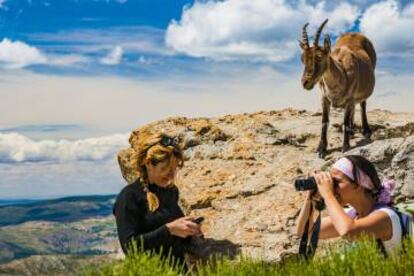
[{"xmin": 113, "ymin": 179, "xmax": 190, "ymax": 264}]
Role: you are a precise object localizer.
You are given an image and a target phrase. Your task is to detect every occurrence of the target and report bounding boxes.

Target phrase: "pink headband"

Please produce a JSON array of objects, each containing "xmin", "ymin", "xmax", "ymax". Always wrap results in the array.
[
  {"xmin": 332, "ymin": 157, "xmax": 374, "ymax": 190},
  {"xmin": 332, "ymin": 157, "xmax": 396, "ymax": 204}
]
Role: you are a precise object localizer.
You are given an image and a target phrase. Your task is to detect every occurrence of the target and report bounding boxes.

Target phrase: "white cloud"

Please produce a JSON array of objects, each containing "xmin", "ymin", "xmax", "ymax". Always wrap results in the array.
[
  {"xmin": 48, "ymin": 54, "xmax": 91, "ymax": 67},
  {"xmin": 360, "ymin": 0, "xmax": 414, "ymax": 59},
  {"xmin": 0, "ymin": 132, "xmax": 128, "ymax": 163},
  {"xmin": 0, "ymin": 38, "xmax": 90, "ymax": 69},
  {"xmin": 138, "ymin": 55, "xmax": 157, "ymax": 65},
  {"xmin": 307, "ymin": 0, "xmax": 380, "ymax": 10},
  {"xmin": 166, "ymin": 0, "xmax": 360, "ymax": 61},
  {"xmin": 0, "ymin": 38, "xmax": 47, "ymax": 68},
  {"xmin": 100, "ymin": 46, "xmax": 123, "ymax": 65},
  {"xmin": 28, "ymin": 26, "xmax": 174, "ymax": 59}
]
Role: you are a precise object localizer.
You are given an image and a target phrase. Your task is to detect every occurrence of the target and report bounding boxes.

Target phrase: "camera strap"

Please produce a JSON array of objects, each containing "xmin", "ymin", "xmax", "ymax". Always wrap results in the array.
[{"xmin": 299, "ymin": 202, "xmax": 322, "ymax": 259}]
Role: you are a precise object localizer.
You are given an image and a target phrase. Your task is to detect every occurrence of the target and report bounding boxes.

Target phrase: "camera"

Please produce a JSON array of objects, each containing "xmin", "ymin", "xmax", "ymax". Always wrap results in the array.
[
  {"xmin": 295, "ymin": 177, "xmax": 317, "ymax": 191},
  {"xmin": 294, "ymin": 175, "xmax": 339, "ymax": 191}
]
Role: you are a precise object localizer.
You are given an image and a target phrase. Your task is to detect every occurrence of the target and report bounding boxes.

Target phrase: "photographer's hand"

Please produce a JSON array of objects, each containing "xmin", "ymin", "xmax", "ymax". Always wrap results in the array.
[{"xmin": 313, "ymin": 172, "xmax": 335, "ymax": 199}]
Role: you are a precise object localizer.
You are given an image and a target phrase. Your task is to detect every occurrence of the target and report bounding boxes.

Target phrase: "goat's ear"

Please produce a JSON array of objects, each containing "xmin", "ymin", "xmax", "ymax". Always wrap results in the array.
[
  {"xmin": 324, "ymin": 34, "xmax": 331, "ymax": 53},
  {"xmin": 298, "ymin": 39, "xmax": 306, "ymax": 50}
]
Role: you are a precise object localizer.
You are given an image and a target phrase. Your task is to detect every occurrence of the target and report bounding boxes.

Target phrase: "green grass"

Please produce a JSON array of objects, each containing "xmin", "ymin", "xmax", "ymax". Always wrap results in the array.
[
  {"xmin": 81, "ymin": 243, "xmax": 184, "ymax": 276},
  {"xmin": 81, "ymin": 238, "xmax": 414, "ymax": 276}
]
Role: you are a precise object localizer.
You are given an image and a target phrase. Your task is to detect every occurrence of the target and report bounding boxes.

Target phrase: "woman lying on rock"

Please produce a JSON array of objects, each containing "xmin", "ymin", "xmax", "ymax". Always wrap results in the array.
[
  {"xmin": 113, "ymin": 131, "xmax": 202, "ymax": 268},
  {"xmin": 296, "ymin": 155, "xmax": 403, "ymax": 257}
]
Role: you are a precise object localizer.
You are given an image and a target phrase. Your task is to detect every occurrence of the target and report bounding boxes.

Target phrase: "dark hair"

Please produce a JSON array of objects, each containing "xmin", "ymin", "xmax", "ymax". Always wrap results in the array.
[{"xmin": 344, "ymin": 155, "xmax": 383, "ymax": 200}]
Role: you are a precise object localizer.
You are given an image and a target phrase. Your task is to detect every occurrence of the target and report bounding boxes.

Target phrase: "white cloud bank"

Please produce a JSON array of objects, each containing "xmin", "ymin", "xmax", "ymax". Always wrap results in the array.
[
  {"xmin": 166, "ymin": 0, "xmax": 359, "ymax": 61},
  {"xmin": 0, "ymin": 132, "xmax": 128, "ymax": 163},
  {"xmin": 360, "ymin": 0, "xmax": 414, "ymax": 59},
  {"xmin": 166, "ymin": 0, "xmax": 414, "ymax": 61},
  {"xmin": 100, "ymin": 46, "xmax": 123, "ymax": 65}
]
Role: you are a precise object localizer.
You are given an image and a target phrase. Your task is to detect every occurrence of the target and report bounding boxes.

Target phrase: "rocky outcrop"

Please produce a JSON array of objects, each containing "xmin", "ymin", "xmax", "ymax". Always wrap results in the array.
[{"xmin": 118, "ymin": 108, "xmax": 414, "ymax": 262}]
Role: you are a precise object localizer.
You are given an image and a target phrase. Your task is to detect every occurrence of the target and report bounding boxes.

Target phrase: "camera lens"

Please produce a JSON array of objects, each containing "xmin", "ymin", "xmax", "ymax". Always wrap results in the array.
[{"xmin": 294, "ymin": 177, "xmax": 317, "ymax": 191}]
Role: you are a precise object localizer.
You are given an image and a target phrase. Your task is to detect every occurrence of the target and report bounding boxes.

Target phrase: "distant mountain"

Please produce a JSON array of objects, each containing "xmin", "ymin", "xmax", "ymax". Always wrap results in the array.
[
  {"xmin": 0, "ymin": 194, "xmax": 120, "ymax": 265},
  {"xmin": 0, "ymin": 195, "xmax": 116, "ymax": 226},
  {"xmin": 0, "ymin": 199, "xmax": 41, "ymax": 207},
  {"xmin": 0, "ymin": 216, "xmax": 119, "ymax": 264}
]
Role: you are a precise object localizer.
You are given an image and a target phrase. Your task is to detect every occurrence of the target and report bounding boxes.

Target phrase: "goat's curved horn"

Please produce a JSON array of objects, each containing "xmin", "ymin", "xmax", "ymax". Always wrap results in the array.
[
  {"xmin": 302, "ymin": 22, "xmax": 310, "ymax": 48},
  {"xmin": 314, "ymin": 19, "xmax": 328, "ymax": 47}
]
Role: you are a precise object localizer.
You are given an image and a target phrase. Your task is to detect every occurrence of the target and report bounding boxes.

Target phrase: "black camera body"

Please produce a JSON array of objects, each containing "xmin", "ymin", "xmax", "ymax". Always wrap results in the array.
[
  {"xmin": 295, "ymin": 176, "xmax": 339, "ymax": 191},
  {"xmin": 295, "ymin": 176, "xmax": 317, "ymax": 191}
]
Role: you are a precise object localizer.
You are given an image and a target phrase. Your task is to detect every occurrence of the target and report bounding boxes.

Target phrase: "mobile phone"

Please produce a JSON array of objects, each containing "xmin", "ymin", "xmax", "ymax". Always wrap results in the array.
[{"xmin": 193, "ymin": 216, "xmax": 204, "ymax": 224}]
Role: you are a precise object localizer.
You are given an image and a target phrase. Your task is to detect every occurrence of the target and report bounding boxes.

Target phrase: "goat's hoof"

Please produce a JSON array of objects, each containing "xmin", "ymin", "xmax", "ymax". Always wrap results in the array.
[
  {"xmin": 318, "ymin": 151, "xmax": 327, "ymax": 159},
  {"xmin": 363, "ymin": 130, "xmax": 372, "ymax": 139},
  {"xmin": 342, "ymin": 145, "xmax": 350, "ymax": 153},
  {"xmin": 317, "ymin": 145, "xmax": 327, "ymax": 159}
]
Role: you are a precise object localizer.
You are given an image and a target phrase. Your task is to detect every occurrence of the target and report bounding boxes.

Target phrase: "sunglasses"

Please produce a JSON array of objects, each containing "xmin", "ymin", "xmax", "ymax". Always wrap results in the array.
[{"xmin": 159, "ymin": 135, "xmax": 180, "ymax": 148}]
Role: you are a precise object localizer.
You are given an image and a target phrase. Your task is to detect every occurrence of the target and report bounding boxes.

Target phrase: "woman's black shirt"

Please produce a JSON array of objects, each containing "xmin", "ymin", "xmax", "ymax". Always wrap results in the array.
[{"xmin": 113, "ymin": 179, "xmax": 189, "ymax": 264}]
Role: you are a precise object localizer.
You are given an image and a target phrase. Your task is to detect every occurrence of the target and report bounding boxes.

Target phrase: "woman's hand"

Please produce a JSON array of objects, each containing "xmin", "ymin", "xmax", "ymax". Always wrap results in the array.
[
  {"xmin": 313, "ymin": 171, "xmax": 335, "ymax": 199},
  {"xmin": 166, "ymin": 216, "xmax": 202, "ymax": 238}
]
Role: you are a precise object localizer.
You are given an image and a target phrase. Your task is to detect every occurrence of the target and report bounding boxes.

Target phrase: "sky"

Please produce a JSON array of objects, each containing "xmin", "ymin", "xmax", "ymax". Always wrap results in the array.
[{"xmin": 0, "ymin": 0, "xmax": 413, "ymax": 199}]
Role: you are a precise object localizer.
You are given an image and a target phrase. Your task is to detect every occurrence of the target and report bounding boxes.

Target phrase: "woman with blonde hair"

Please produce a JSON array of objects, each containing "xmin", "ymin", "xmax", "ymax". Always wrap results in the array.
[{"xmin": 113, "ymin": 131, "xmax": 202, "ymax": 267}]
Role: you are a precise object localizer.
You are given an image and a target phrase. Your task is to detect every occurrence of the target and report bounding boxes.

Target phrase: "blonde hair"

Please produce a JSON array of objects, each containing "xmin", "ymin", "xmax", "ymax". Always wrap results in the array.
[{"xmin": 131, "ymin": 131, "xmax": 184, "ymax": 212}]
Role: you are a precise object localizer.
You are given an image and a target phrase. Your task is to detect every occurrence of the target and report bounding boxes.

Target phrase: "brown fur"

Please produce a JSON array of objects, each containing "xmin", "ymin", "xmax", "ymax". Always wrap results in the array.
[
  {"xmin": 299, "ymin": 21, "xmax": 376, "ymax": 158},
  {"xmin": 335, "ymin": 33, "xmax": 376, "ymax": 69}
]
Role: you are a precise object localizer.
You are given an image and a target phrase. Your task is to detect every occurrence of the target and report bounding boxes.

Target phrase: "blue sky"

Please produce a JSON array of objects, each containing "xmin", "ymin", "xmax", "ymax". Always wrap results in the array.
[
  {"xmin": 0, "ymin": 0, "xmax": 192, "ymax": 32},
  {"xmin": 0, "ymin": 0, "xmax": 413, "ymax": 199},
  {"xmin": 0, "ymin": 0, "xmax": 194, "ymax": 77}
]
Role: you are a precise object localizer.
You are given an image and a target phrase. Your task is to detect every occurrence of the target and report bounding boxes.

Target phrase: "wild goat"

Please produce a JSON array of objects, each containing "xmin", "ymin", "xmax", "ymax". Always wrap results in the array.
[{"xmin": 299, "ymin": 19, "xmax": 376, "ymax": 158}]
